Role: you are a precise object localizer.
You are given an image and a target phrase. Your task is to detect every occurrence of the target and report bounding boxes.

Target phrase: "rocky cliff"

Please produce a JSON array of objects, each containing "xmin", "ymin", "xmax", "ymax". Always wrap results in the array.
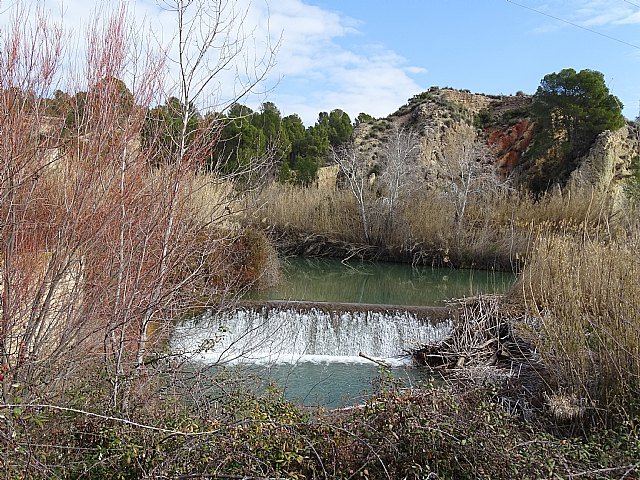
[
  {"xmin": 568, "ymin": 125, "xmax": 640, "ymax": 201},
  {"xmin": 353, "ymin": 87, "xmax": 639, "ymax": 200}
]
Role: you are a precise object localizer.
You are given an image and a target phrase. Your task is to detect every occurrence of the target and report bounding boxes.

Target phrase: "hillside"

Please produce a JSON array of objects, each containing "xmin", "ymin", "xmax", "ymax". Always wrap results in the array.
[{"xmin": 351, "ymin": 86, "xmax": 639, "ymax": 200}]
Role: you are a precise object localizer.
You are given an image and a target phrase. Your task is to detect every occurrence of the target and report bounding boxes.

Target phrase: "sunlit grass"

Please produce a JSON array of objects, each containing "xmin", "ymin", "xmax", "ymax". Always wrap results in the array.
[{"xmin": 516, "ymin": 231, "xmax": 640, "ymax": 426}]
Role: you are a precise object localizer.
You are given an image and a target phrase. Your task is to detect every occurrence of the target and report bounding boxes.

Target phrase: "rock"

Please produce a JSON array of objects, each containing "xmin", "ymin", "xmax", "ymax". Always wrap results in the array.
[
  {"xmin": 351, "ymin": 87, "xmax": 638, "ymax": 199},
  {"xmin": 567, "ymin": 124, "xmax": 640, "ymax": 205}
]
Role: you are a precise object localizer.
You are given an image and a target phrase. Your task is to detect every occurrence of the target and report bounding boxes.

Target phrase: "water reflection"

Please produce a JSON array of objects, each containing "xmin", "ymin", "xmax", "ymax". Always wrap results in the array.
[{"xmin": 246, "ymin": 257, "xmax": 515, "ymax": 306}]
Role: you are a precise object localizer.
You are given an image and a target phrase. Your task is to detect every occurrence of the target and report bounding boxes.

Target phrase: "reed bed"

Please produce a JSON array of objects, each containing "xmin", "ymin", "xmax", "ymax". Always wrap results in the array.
[
  {"xmin": 249, "ymin": 183, "xmax": 616, "ymax": 270},
  {"xmin": 516, "ymin": 232, "xmax": 640, "ymax": 426}
]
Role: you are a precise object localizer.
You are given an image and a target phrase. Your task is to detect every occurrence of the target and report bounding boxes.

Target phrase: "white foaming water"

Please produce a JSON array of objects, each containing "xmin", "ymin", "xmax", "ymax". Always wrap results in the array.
[{"xmin": 171, "ymin": 307, "xmax": 451, "ymax": 366}]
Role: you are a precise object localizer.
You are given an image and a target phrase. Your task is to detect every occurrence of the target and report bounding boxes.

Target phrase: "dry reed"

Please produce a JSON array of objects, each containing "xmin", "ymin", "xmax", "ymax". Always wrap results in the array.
[
  {"xmin": 249, "ymin": 183, "xmax": 615, "ymax": 270},
  {"xmin": 517, "ymin": 232, "xmax": 640, "ymax": 425}
]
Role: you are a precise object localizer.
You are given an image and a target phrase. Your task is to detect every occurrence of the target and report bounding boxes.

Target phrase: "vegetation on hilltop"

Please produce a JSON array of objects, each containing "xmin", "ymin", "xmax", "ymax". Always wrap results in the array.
[{"xmin": 519, "ymin": 68, "xmax": 626, "ymax": 192}]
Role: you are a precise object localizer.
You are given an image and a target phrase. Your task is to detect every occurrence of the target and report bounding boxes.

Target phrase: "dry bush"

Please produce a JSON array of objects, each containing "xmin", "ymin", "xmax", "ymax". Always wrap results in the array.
[
  {"xmin": 251, "ymin": 183, "xmax": 362, "ymax": 240},
  {"xmin": 0, "ymin": 0, "xmax": 277, "ymax": 409},
  {"xmin": 253, "ymin": 184, "xmax": 531, "ymax": 268},
  {"xmin": 252, "ymin": 180, "xmax": 621, "ymax": 272}
]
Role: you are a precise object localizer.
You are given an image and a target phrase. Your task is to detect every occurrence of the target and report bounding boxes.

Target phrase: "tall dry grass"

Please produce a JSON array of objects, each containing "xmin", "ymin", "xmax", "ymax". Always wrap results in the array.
[
  {"xmin": 516, "ymin": 230, "xmax": 640, "ymax": 426},
  {"xmin": 248, "ymin": 184, "xmax": 362, "ymax": 240},
  {"xmin": 249, "ymin": 183, "xmax": 617, "ymax": 270}
]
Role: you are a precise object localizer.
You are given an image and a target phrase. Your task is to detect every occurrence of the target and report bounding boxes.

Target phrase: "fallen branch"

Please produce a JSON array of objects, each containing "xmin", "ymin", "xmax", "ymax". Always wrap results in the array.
[
  {"xmin": 176, "ymin": 475, "xmax": 289, "ymax": 480},
  {"xmin": 359, "ymin": 352, "xmax": 392, "ymax": 368},
  {"xmin": 567, "ymin": 463, "xmax": 639, "ymax": 478}
]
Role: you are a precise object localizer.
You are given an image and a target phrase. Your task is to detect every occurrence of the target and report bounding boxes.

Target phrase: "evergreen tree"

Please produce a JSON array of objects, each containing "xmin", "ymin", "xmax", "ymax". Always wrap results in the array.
[
  {"xmin": 327, "ymin": 108, "xmax": 353, "ymax": 146},
  {"xmin": 215, "ymin": 104, "xmax": 266, "ymax": 174},
  {"xmin": 142, "ymin": 96, "xmax": 201, "ymax": 166},
  {"xmin": 523, "ymin": 68, "xmax": 625, "ymax": 192}
]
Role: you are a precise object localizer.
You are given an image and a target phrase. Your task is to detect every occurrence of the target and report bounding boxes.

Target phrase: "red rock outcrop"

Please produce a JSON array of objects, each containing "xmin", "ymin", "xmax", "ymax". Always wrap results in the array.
[{"xmin": 487, "ymin": 118, "xmax": 535, "ymax": 175}]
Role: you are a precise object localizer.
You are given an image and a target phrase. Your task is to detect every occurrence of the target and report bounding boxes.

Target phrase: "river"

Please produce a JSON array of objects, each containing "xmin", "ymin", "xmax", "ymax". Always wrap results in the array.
[{"xmin": 171, "ymin": 258, "xmax": 515, "ymax": 408}]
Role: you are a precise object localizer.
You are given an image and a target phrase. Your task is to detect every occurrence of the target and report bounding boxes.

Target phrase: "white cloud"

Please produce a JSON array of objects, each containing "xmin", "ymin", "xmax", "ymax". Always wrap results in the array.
[
  {"xmin": 406, "ymin": 66, "xmax": 428, "ymax": 75},
  {"xmin": 1, "ymin": 0, "xmax": 426, "ymax": 123},
  {"xmin": 527, "ymin": 1, "xmax": 639, "ymax": 30},
  {"xmin": 246, "ymin": 1, "xmax": 425, "ymax": 123},
  {"xmin": 544, "ymin": 0, "xmax": 640, "ymax": 27},
  {"xmin": 614, "ymin": 10, "xmax": 640, "ymax": 25}
]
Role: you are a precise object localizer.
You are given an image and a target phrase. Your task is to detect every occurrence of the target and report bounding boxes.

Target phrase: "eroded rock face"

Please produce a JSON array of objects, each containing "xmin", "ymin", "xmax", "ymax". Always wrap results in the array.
[
  {"xmin": 438, "ymin": 88, "xmax": 492, "ymax": 114},
  {"xmin": 487, "ymin": 119, "xmax": 536, "ymax": 175},
  {"xmin": 412, "ymin": 101, "xmax": 478, "ymax": 186},
  {"xmin": 568, "ymin": 125, "xmax": 640, "ymax": 203},
  {"xmin": 353, "ymin": 87, "xmax": 637, "ymax": 198}
]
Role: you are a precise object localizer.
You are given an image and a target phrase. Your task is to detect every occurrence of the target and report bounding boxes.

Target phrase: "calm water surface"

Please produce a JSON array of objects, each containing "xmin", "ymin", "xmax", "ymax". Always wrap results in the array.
[{"xmin": 246, "ymin": 256, "xmax": 515, "ymax": 306}]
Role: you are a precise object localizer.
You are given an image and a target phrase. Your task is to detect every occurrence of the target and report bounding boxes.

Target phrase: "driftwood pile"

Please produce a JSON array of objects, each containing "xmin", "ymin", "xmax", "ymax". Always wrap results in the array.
[
  {"xmin": 267, "ymin": 228, "xmax": 380, "ymax": 260},
  {"xmin": 412, "ymin": 295, "xmax": 548, "ymax": 418},
  {"xmin": 412, "ymin": 295, "xmax": 532, "ymax": 369}
]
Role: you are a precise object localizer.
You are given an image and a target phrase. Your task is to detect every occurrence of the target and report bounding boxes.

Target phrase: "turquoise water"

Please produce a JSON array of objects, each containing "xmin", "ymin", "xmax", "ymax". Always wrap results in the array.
[
  {"xmin": 246, "ymin": 256, "xmax": 515, "ymax": 306},
  {"xmin": 229, "ymin": 362, "xmax": 430, "ymax": 408},
  {"xmin": 178, "ymin": 258, "xmax": 515, "ymax": 408}
]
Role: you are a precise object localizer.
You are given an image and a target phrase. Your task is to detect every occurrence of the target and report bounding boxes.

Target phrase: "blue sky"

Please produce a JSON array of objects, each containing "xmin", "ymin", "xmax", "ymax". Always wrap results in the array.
[
  {"xmin": 3, "ymin": 0, "xmax": 639, "ymax": 124},
  {"xmin": 262, "ymin": 0, "xmax": 640, "ymax": 124}
]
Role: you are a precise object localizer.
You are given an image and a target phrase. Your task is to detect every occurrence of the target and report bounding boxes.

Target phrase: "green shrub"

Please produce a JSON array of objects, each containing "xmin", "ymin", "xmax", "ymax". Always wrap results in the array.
[{"xmin": 3, "ymin": 378, "xmax": 638, "ymax": 479}]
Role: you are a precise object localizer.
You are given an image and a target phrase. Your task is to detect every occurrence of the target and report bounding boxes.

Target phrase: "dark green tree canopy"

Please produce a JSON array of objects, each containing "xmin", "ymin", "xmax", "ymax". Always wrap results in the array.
[
  {"xmin": 523, "ymin": 68, "xmax": 625, "ymax": 192},
  {"xmin": 533, "ymin": 68, "xmax": 624, "ymax": 154},
  {"xmin": 355, "ymin": 112, "xmax": 374, "ymax": 127},
  {"xmin": 327, "ymin": 109, "xmax": 353, "ymax": 146},
  {"xmin": 91, "ymin": 76, "xmax": 134, "ymax": 118},
  {"xmin": 142, "ymin": 96, "xmax": 201, "ymax": 166},
  {"xmin": 215, "ymin": 104, "xmax": 266, "ymax": 175}
]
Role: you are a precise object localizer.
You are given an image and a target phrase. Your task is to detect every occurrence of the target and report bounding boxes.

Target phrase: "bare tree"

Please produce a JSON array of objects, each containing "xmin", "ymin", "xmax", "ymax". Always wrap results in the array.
[
  {"xmin": 0, "ymin": 0, "xmax": 278, "ymax": 409},
  {"xmin": 332, "ymin": 143, "xmax": 372, "ymax": 243},
  {"xmin": 1, "ymin": 5, "xmax": 66, "ymax": 400},
  {"xmin": 377, "ymin": 125, "xmax": 421, "ymax": 229},
  {"xmin": 441, "ymin": 139, "xmax": 505, "ymax": 223}
]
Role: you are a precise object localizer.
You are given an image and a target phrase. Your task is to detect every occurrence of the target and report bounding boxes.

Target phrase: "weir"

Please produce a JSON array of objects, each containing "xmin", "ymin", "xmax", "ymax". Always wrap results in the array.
[
  {"xmin": 170, "ymin": 258, "xmax": 510, "ymax": 407},
  {"xmin": 171, "ymin": 302, "xmax": 454, "ymax": 366}
]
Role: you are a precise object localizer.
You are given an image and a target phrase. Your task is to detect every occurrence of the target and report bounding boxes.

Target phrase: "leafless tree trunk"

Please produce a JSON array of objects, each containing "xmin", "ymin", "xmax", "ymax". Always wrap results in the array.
[
  {"xmin": 441, "ymin": 139, "xmax": 504, "ymax": 224},
  {"xmin": 332, "ymin": 143, "xmax": 372, "ymax": 243},
  {"xmin": 134, "ymin": 0, "xmax": 278, "ymax": 372},
  {"xmin": 377, "ymin": 126, "xmax": 421, "ymax": 230},
  {"xmin": 0, "ymin": 0, "xmax": 277, "ymax": 408},
  {"xmin": 1, "ymin": 5, "xmax": 65, "ymax": 400}
]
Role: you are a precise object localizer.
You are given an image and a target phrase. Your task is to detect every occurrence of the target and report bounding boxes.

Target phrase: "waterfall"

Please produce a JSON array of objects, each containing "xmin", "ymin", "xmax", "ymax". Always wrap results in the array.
[{"xmin": 172, "ymin": 307, "xmax": 451, "ymax": 365}]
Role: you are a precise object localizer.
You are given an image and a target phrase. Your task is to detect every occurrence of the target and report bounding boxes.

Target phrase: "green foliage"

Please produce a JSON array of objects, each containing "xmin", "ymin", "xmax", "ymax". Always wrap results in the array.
[
  {"xmin": 59, "ymin": 77, "xmax": 135, "ymax": 135},
  {"xmin": 397, "ymin": 90, "xmax": 472, "ymax": 123},
  {"xmin": 4, "ymin": 380, "xmax": 639, "ymax": 480},
  {"xmin": 474, "ymin": 107, "xmax": 495, "ymax": 130},
  {"xmin": 278, "ymin": 110, "xmax": 352, "ymax": 186},
  {"xmin": 354, "ymin": 112, "xmax": 374, "ymax": 126},
  {"xmin": 62, "ymin": 90, "xmax": 87, "ymax": 133},
  {"xmin": 93, "ymin": 76, "xmax": 134, "ymax": 118},
  {"xmin": 408, "ymin": 90, "xmax": 433, "ymax": 105},
  {"xmin": 45, "ymin": 89, "xmax": 71, "ymax": 116},
  {"xmin": 501, "ymin": 105, "xmax": 531, "ymax": 126},
  {"xmin": 327, "ymin": 108, "xmax": 353, "ymax": 146},
  {"xmin": 253, "ymin": 101, "xmax": 290, "ymax": 161},
  {"xmin": 210, "ymin": 104, "xmax": 353, "ymax": 186},
  {"xmin": 278, "ymin": 113, "xmax": 323, "ymax": 185},
  {"xmin": 142, "ymin": 96, "xmax": 201, "ymax": 166},
  {"xmin": 523, "ymin": 68, "xmax": 625, "ymax": 193},
  {"xmin": 214, "ymin": 104, "xmax": 267, "ymax": 175}
]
